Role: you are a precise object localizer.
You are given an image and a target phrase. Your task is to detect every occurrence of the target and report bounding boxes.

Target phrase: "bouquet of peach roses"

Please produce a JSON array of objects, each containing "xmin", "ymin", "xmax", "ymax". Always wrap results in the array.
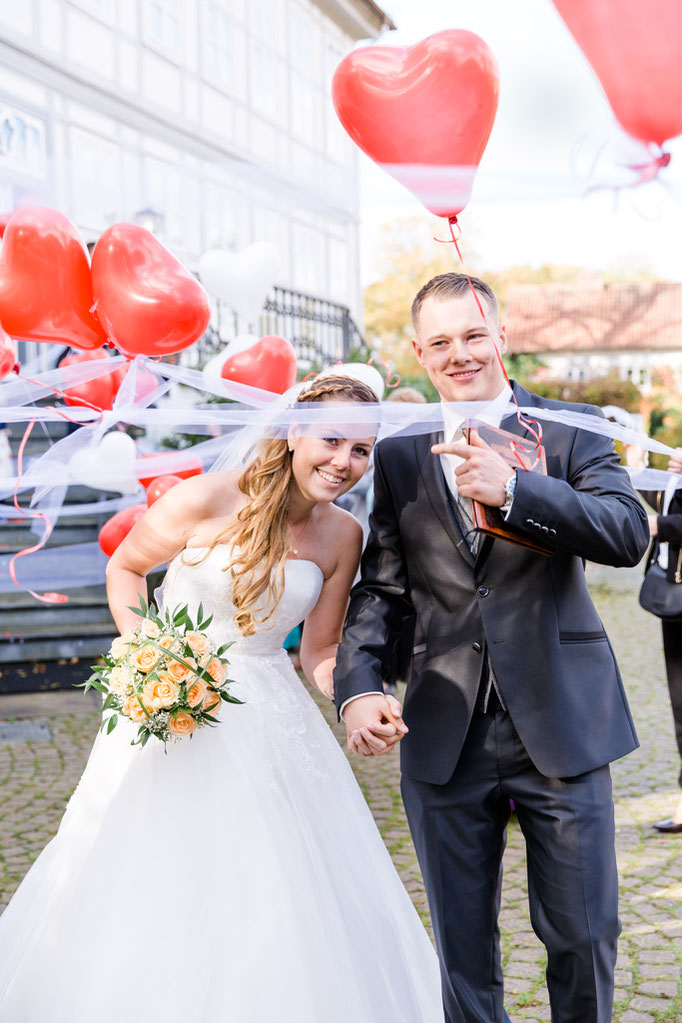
[{"xmin": 80, "ymin": 597, "xmax": 242, "ymax": 748}]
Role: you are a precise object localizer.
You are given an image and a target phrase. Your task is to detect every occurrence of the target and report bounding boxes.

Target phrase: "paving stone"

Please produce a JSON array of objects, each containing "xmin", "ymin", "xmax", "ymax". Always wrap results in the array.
[{"xmin": 1, "ymin": 580, "xmax": 682, "ymax": 1019}]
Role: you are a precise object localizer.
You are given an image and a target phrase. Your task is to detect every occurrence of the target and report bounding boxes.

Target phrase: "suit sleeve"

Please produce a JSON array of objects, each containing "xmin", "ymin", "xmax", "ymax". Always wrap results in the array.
[
  {"xmin": 333, "ymin": 442, "xmax": 414, "ymax": 715},
  {"xmin": 658, "ymin": 514, "xmax": 682, "ymax": 545},
  {"xmin": 506, "ymin": 406, "xmax": 650, "ymax": 567}
]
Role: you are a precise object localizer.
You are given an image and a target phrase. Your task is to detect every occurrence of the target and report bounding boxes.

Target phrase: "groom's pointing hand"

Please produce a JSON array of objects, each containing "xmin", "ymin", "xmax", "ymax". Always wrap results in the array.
[
  {"xmin": 432, "ymin": 429, "xmax": 513, "ymax": 507},
  {"xmin": 344, "ymin": 693, "xmax": 408, "ymax": 758}
]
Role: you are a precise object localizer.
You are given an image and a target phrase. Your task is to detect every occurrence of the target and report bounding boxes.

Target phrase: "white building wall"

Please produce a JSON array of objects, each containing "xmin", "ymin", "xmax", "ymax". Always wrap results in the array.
[
  {"xmin": 541, "ymin": 349, "xmax": 682, "ymax": 394},
  {"xmin": 0, "ymin": 0, "xmax": 370, "ymax": 347}
]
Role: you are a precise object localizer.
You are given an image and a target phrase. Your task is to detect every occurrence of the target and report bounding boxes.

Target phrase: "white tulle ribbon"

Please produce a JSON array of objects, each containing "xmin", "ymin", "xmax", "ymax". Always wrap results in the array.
[{"xmin": 2, "ymin": 356, "xmax": 681, "ymax": 595}]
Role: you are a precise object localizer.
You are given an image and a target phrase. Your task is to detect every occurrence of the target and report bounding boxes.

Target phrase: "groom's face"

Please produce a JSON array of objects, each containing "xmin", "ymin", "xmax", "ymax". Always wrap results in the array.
[{"xmin": 412, "ymin": 291, "xmax": 508, "ymax": 404}]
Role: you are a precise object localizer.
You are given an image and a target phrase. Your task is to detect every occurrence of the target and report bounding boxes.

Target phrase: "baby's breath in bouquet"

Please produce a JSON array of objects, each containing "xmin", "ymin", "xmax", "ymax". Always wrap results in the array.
[{"xmin": 80, "ymin": 597, "xmax": 242, "ymax": 748}]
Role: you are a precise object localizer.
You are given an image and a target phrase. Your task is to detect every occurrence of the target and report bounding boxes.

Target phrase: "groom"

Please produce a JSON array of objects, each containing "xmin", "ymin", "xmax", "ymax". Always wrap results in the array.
[{"xmin": 333, "ymin": 273, "xmax": 649, "ymax": 1023}]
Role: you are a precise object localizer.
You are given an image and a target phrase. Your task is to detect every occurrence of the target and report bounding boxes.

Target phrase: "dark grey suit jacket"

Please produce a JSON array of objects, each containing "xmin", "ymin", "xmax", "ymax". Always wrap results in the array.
[{"xmin": 334, "ymin": 383, "xmax": 649, "ymax": 784}]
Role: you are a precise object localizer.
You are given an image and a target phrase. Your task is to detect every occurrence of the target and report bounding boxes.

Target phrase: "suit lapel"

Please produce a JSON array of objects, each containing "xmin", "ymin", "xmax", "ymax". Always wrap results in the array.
[{"xmin": 415, "ymin": 431, "xmax": 475, "ymax": 569}]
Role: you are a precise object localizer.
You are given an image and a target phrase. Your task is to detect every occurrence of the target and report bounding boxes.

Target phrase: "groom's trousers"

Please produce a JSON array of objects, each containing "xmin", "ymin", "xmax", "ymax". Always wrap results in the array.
[{"xmin": 401, "ymin": 695, "xmax": 619, "ymax": 1023}]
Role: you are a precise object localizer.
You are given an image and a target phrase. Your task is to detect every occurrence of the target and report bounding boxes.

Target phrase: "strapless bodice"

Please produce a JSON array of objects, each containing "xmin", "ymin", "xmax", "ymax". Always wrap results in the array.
[{"xmin": 160, "ymin": 545, "xmax": 324, "ymax": 656}]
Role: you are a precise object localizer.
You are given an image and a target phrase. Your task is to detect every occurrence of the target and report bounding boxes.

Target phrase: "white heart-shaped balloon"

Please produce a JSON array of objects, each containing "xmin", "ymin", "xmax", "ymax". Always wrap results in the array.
[
  {"xmin": 198, "ymin": 243, "xmax": 281, "ymax": 323},
  {"xmin": 70, "ymin": 431, "xmax": 139, "ymax": 494},
  {"xmin": 317, "ymin": 362, "xmax": 385, "ymax": 401}
]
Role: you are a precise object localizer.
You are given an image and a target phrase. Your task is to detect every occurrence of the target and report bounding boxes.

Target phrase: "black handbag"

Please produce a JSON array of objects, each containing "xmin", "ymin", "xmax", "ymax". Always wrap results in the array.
[{"xmin": 639, "ymin": 561, "xmax": 682, "ymax": 621}]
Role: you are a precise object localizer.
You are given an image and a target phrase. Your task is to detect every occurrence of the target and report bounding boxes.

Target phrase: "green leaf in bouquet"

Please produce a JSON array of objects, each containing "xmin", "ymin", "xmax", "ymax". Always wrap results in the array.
[
  {"xmin": 198, "ymin": 613, "xmax": 214, "ymax": 631},
  {"xmin": 197, "ymin": 601, "xmax": 204, "ymax": 626},
  {"xmin": 220, "ymin": 691, "xmax": 245, "ymax": 705},
  {"xmin": 102, "ymin": 655, "xmax": 116, "ymax": 668},
  {"xmin": 102, "ymin": 693, "xmax": 118, "ymax": 712},
  {"xmin": 173, "ymin": 604, "xmax": 189, "ymax": 627},
  {"xmin": 106, "ymin": 714, "xmax": 119, "ymax": 734},
  {"xmin": 216, "ymin": 642, "xmax": 233, "ymax": 656}
]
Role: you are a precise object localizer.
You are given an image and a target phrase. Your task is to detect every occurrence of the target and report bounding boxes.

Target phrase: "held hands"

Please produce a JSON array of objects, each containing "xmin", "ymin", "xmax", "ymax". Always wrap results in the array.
[
  {"xmin": 344, "ymin": 693, "xmax": 408, "ymax": 758},
  {"xmin": 669, "ymin": 448, "xmax": 682, "ymax": 475},
  {"xmin": 431, "ymin": 429, "xmax": 513, "ymax": 507}
]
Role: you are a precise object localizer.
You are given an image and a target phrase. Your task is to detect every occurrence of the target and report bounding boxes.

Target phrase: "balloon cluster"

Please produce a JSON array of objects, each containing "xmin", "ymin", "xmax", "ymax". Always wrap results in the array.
[{"xmin": 0, "ymin": 208, "xmax": 211, "ymax": 369}]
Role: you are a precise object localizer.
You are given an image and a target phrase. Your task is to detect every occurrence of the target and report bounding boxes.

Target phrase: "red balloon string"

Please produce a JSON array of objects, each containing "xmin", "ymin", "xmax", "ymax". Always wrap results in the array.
[
  {"xmin": 367, "ymin": 354, "xmax": 401, "ymax": 389},
  {"xmin": 7, "ymin": 371, "xmax": 109, "ymax": 604},
  {"xmin": 439, "ymin": 215, "xmax": 544, "ymax": 470},
  {"xmin": 8, "ymin": 418, "xmax": 68, "ymax": 604}
]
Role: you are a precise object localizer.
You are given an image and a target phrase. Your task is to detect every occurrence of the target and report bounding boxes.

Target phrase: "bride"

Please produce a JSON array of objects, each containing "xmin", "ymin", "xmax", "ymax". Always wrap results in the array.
[{"xmin": 0, "ymin": 375, "xmax": 443, "ymax": 1022}]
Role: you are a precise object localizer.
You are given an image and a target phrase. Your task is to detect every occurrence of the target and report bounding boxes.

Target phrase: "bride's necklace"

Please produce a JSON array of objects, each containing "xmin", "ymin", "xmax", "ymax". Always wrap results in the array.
[{"xmin": 291, "ymin": 513, "xmax": 313, "ymax": 556}]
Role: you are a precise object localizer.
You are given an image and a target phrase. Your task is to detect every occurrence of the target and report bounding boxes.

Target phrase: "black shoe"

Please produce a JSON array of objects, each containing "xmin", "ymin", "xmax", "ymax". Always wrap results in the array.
[{"xmin": 652, "ymin": 817, "xmax": 682, "ymax": 833}]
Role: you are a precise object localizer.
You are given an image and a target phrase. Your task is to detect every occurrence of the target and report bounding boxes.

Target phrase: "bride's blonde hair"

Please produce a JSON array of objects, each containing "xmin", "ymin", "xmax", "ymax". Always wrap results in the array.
[{"xmin": 207, "ymin": 375, "xmax": 378, "ymax": 636}]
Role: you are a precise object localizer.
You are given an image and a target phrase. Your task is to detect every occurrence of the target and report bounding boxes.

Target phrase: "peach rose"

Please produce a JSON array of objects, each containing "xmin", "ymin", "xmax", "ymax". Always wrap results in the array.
[
  {"xmin": 204, "ymin": 657, "xmax": 227, "ymax": 685},
  {"xmin": 139, "ymin": 618, "xmax": 161, "ymax": 639},
  {"xmin": 110, "ymin": 632, "xmax": 137, "ymax": 659},
  {"xmin": 185, "ymin": 631, "xmax": 211, "ymax": 657},
  {"xmin": 122, "ymin": 694, "xmax": 149, "ymax": 723},
  {"xmin": 196, "ymin": 651, "xmax": 211, "ymax": 669},
  {"xmin": 109, "ymin": 665, "xmax": 133, "ymax": 696},
  {"xmin": 168, "ymin": 712, "xmax": 197, "ymax": 737},
  {"xmin": 157, "ymin": 634, "xmax": 181, "ymax": 654},
  {"xmin": 204, "ymin": 691, "xmax": 221, "ymax": 718},
  {"xmin": 130, "ymin": 644, "xmax": 162, "ymax": 673},
  {"xmin": 186, "ymin": 677, "xmax": 208, "ymax": 708},
  {"xmin": 143, "ymin": 673, "xmax": 180, "ymax": 710},
  {"xmin": 166, "ymin": 655, "xmax": 198, "ymax": 684}
]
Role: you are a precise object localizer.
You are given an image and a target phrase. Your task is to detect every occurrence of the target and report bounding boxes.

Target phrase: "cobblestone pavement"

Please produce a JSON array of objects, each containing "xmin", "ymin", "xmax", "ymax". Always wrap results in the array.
[{"xmin": 1, "ymin": 573, "xmax": 681, "ymax": 1021}]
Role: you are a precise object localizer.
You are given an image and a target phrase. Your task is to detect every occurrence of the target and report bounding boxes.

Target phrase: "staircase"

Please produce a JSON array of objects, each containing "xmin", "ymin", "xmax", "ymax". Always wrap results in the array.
[{"xmin": 1, "ymin": 420, "xmax": 121, "ymax": 689}]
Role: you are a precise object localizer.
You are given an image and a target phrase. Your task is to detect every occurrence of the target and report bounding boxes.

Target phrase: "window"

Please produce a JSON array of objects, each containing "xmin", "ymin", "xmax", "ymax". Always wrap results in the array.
[
  {"xmin": 250, "ymin": 41, "xmax": 280, "ymax": 119},
  {"xmin": 291, "ymin": 74, "xmax": 318, "ymax": 147},
  {"xmin": 250, "ymin": 0, "xmax": 281, "ymax": 46},
  {"xmin": 203, "ymin": 3, "xmax": 234, "ymax": 89},
  {"xmin": 290, "ymin": 6, "xmax": 314, "ymax": 74},
  {"xmin": 142, "ymin": 156, "xmax": 186, "ymax": 247},
  {"xmin": 143, "ymin": 0, "xmax": 181, "ymax": 54},
  {"xmin": 292, "ymin": 222, "xmax": 324, "ymax": 295},
  {"xmin": 69, "ymin": 127, "xmax": 119, "ymax": 228},
  {"xmin": 0, "ymin": 104, "xmax": 47, "ymax": 178}
]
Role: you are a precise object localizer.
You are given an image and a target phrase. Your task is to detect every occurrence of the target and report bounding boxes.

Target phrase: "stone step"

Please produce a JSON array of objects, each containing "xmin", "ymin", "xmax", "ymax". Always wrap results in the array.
[
  {"xmin": 0, "ymin": 633, "xmax": 118, "ymax": 665},
  {"xmin": 0, "ymin": 584, "xmax": 109, "ymax": 609},
  {"xmin": 2, "ymin": 605, "xmax": 116, "ymax": 638},
  {"xmin": 0, "ymin": 524, "xmax": 101, "ymax": 554}
]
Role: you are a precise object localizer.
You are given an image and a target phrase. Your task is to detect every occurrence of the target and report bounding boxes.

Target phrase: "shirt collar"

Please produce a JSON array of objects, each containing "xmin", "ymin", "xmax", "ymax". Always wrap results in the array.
[{"xmin": 441, "ymin": 383, "xmax": 513, "ymax": 441}]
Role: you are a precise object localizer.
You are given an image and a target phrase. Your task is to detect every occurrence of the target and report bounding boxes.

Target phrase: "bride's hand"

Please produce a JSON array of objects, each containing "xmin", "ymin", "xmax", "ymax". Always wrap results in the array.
[{"xmin": 384, "ymin": 693, "xmax": 404, "ymax": 724}]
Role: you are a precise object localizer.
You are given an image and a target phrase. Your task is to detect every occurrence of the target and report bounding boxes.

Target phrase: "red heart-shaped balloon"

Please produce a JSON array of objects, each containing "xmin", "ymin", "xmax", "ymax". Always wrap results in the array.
[
  {"xmin": 98, "ymin": 503, "xmax": 147, "ymax": 558},
  {"xmin": 552, "ymin": 0, "xmax": 682, "ymax": 147},
  {"xmin": 91, "ymin": 224, "xmax": 211, "ymax": 359},
  {"xmin": 0, "ymin": 207, "xmax": 107, "ymax": 350},
  {"xmin": 221, "ymin": 334, "xmax": 298, "ymax": 394},
  {"xmin": 0, "ymin": 322, "xmax": 16, "ymax": 380},
  {"xmin": 60, "ymin": 349, "xmax": 117, "ymax": 410},
  {"xmin": 332, "ymin": 29, "xmax": 499, "ymax": 218},
  {"xmin": 137, "ymin": 453, "xmax": 203, "ymax": 489}
]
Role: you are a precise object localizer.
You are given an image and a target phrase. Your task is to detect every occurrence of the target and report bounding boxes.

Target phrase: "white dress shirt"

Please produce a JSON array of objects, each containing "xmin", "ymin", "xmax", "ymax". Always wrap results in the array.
[{"xmin": 339, "ymin": 385, "xmax": 514, "ymax": 719}]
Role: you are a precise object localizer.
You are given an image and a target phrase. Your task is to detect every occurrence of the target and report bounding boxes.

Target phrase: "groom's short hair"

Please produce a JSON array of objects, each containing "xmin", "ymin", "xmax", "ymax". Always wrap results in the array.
[{"xmin": 411, "ymin": 273, "xmax": 499, "ymax": 330}]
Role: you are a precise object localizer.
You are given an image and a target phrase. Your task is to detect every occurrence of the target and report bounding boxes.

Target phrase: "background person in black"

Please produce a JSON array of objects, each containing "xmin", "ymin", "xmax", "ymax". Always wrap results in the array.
[
  {"xmin": 641, "ymin": 448, "xmax": 682, "ymax": 833},
  {"xmin": 334, "ymin": 272, "xmax": 649, "ymax": 1023}
]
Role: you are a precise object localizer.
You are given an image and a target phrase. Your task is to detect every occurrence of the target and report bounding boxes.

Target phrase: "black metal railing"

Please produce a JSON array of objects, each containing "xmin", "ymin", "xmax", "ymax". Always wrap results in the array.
[{"xmin": 186, "ymin": 286, "xmax": 366, "ymax": 370}]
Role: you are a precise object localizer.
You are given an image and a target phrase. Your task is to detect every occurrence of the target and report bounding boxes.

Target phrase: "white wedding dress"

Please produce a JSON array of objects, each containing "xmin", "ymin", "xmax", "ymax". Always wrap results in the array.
[{"xmin": 0, "ymin": 546, "xmax": 442, "ymax": 1022}]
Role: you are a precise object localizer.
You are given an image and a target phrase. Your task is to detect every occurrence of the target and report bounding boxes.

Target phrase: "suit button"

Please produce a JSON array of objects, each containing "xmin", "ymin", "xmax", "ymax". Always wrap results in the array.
[
  {"xmin": 525, "ymin": 518, "xmax": 534, "ymax": 525},
  {"xmin": 541, "ymin": 525, "xmax": 549, "ymax": 534},
  {"xmin": 476, "ymin": 586, "xmax": 489, "ymax": 598},
  {"xmin": 549, "ymin": 528, "xmax": 556, "ymax": 536},
  {"xmin": 472, "ymin": 642, "xmax": 482, "ymax": 652}
]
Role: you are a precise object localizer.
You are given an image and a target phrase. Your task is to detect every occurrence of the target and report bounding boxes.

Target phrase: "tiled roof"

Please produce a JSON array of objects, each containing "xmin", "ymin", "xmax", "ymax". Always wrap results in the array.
[{"xmin": 505, "ymin": 282, "xmax": 682, "ymax": 353}]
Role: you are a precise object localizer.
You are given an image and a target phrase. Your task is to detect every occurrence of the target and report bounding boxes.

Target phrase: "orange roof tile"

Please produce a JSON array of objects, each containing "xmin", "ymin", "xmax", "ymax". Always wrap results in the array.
[{"xmin": 505, "ymin": 282, "xmax": 682, "ymax": 353}]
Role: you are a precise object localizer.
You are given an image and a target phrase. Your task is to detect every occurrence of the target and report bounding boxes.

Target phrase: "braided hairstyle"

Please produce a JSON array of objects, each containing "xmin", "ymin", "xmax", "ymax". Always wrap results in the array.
[{"xmin": 205, "ymin": 374, "xmax": 378, "ymax": 636}]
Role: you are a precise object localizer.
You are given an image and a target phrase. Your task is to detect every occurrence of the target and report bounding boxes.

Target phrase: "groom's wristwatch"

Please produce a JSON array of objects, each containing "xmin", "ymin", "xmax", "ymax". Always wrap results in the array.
[{"xmin": 500, "ymin": 471, "xmax": 517, "ymax": 518}]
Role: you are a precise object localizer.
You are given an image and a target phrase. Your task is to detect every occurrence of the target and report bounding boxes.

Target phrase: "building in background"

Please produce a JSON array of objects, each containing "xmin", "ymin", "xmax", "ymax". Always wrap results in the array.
[
  {"xmin": 505, "ymin": 281, "xmax": 682, "ymax": 395},
  {"xmin": 0, "ymin": 0, "xmax": 393, "ymax": 366}
]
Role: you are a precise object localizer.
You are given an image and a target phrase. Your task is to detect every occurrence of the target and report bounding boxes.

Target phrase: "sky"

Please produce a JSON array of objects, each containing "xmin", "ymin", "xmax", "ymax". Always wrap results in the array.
[{"xmin": 358, "ymin": 0, "xmax": 682, "ymax": 284}]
